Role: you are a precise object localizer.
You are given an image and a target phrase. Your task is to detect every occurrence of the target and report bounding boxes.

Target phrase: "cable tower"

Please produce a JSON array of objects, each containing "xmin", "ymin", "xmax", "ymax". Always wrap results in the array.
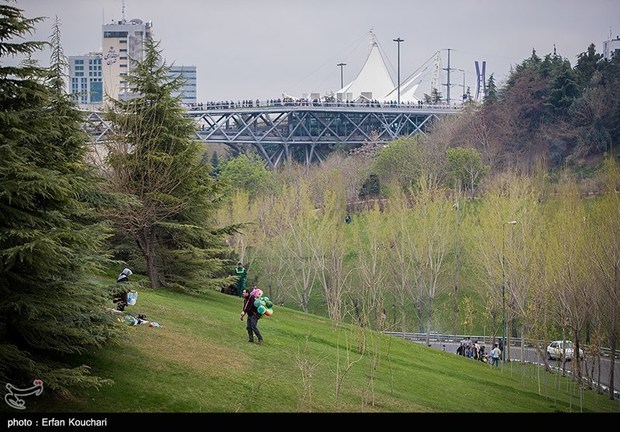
[{"xmin": 474, "ymin": 60, "xmax": 486, "ymax": 101}]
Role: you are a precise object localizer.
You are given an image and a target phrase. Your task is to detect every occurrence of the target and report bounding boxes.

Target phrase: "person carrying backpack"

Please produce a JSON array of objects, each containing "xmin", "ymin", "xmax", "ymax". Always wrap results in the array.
[{"xmin": 240, "ymin": 288, "xmax": 263, "ymax": 344}]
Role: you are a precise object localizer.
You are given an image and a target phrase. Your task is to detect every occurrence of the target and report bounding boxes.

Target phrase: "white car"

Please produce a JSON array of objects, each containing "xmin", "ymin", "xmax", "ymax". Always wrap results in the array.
[{"xmin": 546, "ymin": 340, "xmax": 584, "ymax": 361}]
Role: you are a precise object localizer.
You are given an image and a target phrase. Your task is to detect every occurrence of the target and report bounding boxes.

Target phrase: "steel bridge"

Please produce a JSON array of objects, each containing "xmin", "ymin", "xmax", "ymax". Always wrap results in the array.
[{"xmin": 83, "ymin": 101, "xmax": 460, "ymax": 168}]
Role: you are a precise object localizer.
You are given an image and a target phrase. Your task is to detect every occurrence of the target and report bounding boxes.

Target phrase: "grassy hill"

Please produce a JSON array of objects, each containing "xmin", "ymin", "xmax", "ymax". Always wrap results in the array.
[{"xmin": 27, "ymin": 289, "xmax": 619, "ymax": 413}]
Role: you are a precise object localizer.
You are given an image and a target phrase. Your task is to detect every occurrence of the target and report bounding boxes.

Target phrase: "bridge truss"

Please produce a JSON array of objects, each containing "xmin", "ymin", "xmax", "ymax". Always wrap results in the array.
[{"xmin": 83, "ymin": 104, "xmax": 459, "ymax": 168}]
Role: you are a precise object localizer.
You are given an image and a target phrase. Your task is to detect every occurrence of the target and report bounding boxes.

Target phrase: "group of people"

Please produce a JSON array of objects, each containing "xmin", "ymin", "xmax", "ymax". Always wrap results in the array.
[
  {"xmin": 191, "ymin": 98, "xmax": 455, "ymax": 111},
  {"xmin": 113, "ymin": 263, "xmax": 266, "ymax": 344},
  {"xmin": 456, "ymin": 337, "xmax": 502, "ymax": 367}
]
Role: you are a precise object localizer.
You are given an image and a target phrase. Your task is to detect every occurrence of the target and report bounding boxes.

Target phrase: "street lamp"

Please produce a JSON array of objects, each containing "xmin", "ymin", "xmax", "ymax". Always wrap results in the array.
[
  {"xmin": 502, "ymin": 220, "xmax": 517, "ymax": 364},
  {"xmin": 337, "ymin": 63, "xmax": 346, "ymax": 89},
  {"xmin": 393, "ymin": 37, "xmax": 404, "ymax": 105}
]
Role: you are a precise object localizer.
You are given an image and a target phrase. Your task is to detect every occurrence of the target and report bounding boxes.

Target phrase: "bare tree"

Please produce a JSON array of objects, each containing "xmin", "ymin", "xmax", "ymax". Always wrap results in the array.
[
  {"xmin": 544, "ymin": 175, "xmax": 590, "ymax": 385},
  {"xmin": 295, "ymin": 335, "xmax": 324, "ymax": 412},
  {"xmin": 224, "ymin": 191, "xmax": 256, "ymax": 264},
  {"xmin": 350, "ymin": 203, "xmax": 390, "ymax": 328},
  {"xmin": 450, "ymin": 189, "xmax": 466, "ymax": 336},
  {"xmin": 334, "ymin": 326, "xmax": 365, "ymax": 411},
  {"xmin": 502, "ymin": 174, "xmax": 545, "ymax": 365},
  {"xmin": 408, "ymin": 178, "xmax": 453, "ymax": 346},
  {"xmin": 384, "ymin": 183, "xmax": 418, "ymax": 333},
  {"xmin": 362, "ymin": 331, "xmax": 384, "ymax": 410},
  {"xmin": 588, "ymin": 157, "xmax": 620, "ymax": 399},
  {"xmin": 310, "ymin": 187, "xmax": 351, "ymax": 323},
  {"xmin": 283, "ymin": 181, "xmax": 318, "ymax": 312},
  {"xmin": 470, "ymin": 171, "xmax": 522, "ymax": 349},
  {"xmin": 257, "ymin": 236, "xmax": 292, "ymax": 304}
]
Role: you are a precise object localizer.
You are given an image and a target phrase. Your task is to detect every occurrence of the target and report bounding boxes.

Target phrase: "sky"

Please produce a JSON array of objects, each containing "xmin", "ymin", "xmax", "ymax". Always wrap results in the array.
[{"xmin": 11, "ymin": 0, "xmax": 620, "ymax": 103}]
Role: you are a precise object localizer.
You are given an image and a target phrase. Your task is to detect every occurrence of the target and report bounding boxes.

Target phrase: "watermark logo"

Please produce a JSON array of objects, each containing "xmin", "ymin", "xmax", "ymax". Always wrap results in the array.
[{"xmin": 4, "ymin": 379, "xmax": 43, "ymax": 410}]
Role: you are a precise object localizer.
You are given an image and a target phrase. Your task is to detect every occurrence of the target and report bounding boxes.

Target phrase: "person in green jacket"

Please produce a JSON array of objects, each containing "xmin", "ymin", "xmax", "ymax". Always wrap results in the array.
[{"xmin": 234, "ymin": 262, "xmax": 247, "ymax": 297}]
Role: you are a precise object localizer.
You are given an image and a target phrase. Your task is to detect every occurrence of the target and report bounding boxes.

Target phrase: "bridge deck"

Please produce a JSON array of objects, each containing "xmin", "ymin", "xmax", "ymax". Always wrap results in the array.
[{"xmin": 82, "ymin": 104, "xmax": 460, "ymax": 168}]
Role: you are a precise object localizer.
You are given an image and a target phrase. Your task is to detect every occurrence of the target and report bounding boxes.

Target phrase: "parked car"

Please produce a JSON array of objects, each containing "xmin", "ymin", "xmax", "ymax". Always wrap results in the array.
[{"xmin": 546, "ymin": 340, "xmax": 584, "ymax": 361}]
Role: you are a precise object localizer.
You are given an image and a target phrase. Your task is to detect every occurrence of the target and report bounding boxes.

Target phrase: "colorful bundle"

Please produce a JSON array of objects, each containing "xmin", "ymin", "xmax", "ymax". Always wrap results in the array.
[{"xmin": 251, "ymin": 290, "xmax": 274, "ymax": 317}]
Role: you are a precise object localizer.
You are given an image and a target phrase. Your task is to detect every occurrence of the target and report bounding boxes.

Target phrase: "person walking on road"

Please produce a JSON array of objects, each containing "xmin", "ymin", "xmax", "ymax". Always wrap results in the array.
[{"xmin": 491, "ymin": 343, "xmax": 501, "ymax": 367}]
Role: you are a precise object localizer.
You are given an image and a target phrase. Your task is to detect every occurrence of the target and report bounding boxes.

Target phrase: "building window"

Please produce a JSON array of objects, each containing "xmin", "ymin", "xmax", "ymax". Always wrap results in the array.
[{"xmin": 104, "ymin": 31, "xmax": 128, "ymax": 38}]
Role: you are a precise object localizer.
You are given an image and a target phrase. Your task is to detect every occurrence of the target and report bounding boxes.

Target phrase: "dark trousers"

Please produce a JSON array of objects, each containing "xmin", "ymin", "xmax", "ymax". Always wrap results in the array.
[
  {"xmin": 246, "ymin": 314, "xmax": 262, "ymax": 342},
  {"xmin": 236, "ymin": 279, "xmax": 246, "ymax": 297}
]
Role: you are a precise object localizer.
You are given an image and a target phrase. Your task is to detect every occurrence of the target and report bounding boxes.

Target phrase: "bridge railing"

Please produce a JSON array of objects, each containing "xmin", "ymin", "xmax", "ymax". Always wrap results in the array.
[{"xmin": 182, "ymin": 99, "xmax": 463, "ymax": 112}]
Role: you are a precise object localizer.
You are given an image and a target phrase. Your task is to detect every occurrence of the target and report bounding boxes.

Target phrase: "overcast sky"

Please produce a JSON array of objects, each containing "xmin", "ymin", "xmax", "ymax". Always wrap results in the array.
[{"xmin": 13, "ymin": 0, "xmax": 620, "ymax": 102}]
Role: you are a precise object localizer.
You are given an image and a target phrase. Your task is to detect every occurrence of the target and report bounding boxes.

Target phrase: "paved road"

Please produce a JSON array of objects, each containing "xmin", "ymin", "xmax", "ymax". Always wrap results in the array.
[{"xmin": 399, "ymin": 337, "xmax": 619, "ymax": 398}]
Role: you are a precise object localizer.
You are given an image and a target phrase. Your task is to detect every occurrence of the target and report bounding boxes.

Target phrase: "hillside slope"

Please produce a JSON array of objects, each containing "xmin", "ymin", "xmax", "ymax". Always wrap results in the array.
[{"xmin": 28, "ymin": 290, "xmax": 619, "ymax": 413}]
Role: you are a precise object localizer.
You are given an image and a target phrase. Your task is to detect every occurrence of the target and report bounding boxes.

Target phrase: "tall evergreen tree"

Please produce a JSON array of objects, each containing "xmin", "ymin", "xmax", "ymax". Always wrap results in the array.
[
  {"xmin": 210, "ymin": 151, "xmax": 221, "ymax": 177},
  {"xmin": 505, "ymin": 49, "xmax": 541, "ymax": 89},
  {"xmin": 0, "ymin": 3, "xmax": 114, "ymax": 395},
  {"xmin": 105, "ymin": 38, "xmax": 231, "ymax": 291},
  {"xmin": 545, "ymin": 60, "xmax": 579, "ymax": 119},
  {"xmin": 484, "ymin": 73, "xmax": 498, "ymax": 103},
  {"xmin": 575, "ymin": 43, "xmax": 603, "ymax": 88}
]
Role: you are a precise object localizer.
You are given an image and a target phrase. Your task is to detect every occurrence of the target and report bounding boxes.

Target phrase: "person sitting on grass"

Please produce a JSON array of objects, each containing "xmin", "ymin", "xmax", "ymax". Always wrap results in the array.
[{"xmin": 113, "ymin": 268, "xmax": 132, "ymax": 311}]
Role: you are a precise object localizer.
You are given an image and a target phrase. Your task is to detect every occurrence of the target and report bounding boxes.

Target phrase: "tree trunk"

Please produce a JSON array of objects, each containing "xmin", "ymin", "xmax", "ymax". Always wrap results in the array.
[
  {"xmin": 453, "ymin": 283, "xmax": 459, "ymax": 336},
  {"xmin": 425, "ymin": 297, "xmax": 434, "ymax": 347},
  {"xmin": 145, "ymin": 245, "xmax": 160, "ymax": 289},
  {"xmin": 520, "ymin": 325, "xmax": 525, "ymax": 364},
  {"xmin": 574, "ymin": 334, "xmax": 583, "ymax": 383},
  {"xmin": 608, "ymin": 332, "xmax": 616, "ymax": 400},
  {"xmin": 136, "ymin": 226, "xmax": 160, "ymax": 289}
]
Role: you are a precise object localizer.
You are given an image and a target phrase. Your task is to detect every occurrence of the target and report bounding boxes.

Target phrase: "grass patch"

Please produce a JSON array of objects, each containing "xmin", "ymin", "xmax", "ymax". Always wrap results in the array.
[{"xmin": 24, "ymin": 289, "xmax": 620, "ymax": 413}]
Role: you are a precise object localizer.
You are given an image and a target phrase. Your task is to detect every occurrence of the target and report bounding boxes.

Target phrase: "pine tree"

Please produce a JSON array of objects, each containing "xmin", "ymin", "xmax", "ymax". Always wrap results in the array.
[
  {"xmin": 484, "ymin": 73, "xmax": 498, "ymax": 104},
  {"xmin": 575, "ymin": 43, "xmax": 603, "ymax": 88},
  {"xmin": 0, "ymin": 3, "xmax": 114, "ymax": 395},
  {"xmin": 545, "ymin": 60, "xmax": 579, "ymax": 119},
  {"xmin": 105, "ymin": 38, "xmax": 231, "ymax": 291},
  {"xmin": 210, "ymin": 151, "xmax": 221, "ymax": 176}
]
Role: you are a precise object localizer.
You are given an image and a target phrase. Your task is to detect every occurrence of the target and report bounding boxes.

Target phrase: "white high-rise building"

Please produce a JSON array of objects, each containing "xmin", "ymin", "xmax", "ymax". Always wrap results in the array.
[
  {"xmin": 102, "ymin": 18, "xmax": 153, "ymax": 101},
  {"xmin": 68, "ymin": 52, "xmax": 103, "ymax": 106},
  {"xmin": 603, "ymin": 35, "xmax": 620, "ymax": 61},
  {"xmin": 169, "ymin": 66, "xmax": 197, "ymax": 105}
]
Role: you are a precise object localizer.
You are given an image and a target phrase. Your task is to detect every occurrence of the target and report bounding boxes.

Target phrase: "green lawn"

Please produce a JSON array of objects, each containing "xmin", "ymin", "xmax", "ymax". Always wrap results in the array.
[{"xmin": 28, "ymin": 289, "xmax": 620, "ymax": 413}]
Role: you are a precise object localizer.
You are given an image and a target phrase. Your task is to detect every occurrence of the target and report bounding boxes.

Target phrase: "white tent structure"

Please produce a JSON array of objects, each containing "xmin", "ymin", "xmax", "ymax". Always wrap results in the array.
[
  {"xmin": 384, "ymin": 72, "xmax": 422, "ymax": 104},
  {"xmin": 384, "ymin": 51, "xmax": 441, "ymax": 104},
  {"xmin": 336, "ymin": 31, "xmax": 395, "ymax": 103}
]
